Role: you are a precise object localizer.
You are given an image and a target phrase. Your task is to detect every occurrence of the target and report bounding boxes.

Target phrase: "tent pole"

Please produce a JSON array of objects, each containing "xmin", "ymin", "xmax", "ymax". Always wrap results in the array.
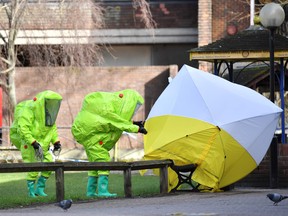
[
  {"xmin": 269, "ymin": 27, "xmax": 278, "ymax": 188},
  {"xmin": 280, "ymin": 58, "xmax": 286, "ymax": 143},
  {"xmin": 229, "ymin": 62, "xmax": 234, "ymax": 82},
  {"xmin": 214, "ymin": 60, "xmax": 219, "ymax": 75}
]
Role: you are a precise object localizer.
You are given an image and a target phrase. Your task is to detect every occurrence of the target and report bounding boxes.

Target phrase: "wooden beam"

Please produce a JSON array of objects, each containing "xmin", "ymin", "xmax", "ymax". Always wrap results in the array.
[{"xmin": 189, "ymin": 50, "xmax": 288, "ymax": 62}]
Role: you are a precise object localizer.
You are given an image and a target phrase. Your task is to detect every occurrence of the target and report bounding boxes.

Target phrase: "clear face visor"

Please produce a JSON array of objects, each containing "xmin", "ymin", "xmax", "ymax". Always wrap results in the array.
[
  {"xmin": 45, "ymin": 99, "xmax": 62, "ymax": 126},
  {"xmin": 132, "ymin": 102, "xmax": 142, "ymax": 119}
]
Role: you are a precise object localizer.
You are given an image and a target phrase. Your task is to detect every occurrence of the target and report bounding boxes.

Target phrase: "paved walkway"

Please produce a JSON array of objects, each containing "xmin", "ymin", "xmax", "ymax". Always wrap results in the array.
[{"xmin": 1, "ymin": 188, "xmax": 288, "ymax": 216}]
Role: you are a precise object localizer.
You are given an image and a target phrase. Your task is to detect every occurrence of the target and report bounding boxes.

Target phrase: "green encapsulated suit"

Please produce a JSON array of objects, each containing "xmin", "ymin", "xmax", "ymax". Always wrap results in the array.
[
  {"xmin": 72, "ymin": 89, "xmax": 144, "ymax": 175},
  {"xmin": 10, "ymin": 90, "xmax": 62, "ymax": 181},
  {"xmin": 71, "ymin": 89, "xmax": 145, "ymax": 197}
]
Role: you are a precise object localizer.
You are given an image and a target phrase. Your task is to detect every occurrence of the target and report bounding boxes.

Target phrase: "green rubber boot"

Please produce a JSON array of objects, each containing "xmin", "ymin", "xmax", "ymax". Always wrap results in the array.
[
  {"xmin": 27, "ymin": 180, "xmax": 36, "ymax": 198},
  {"xmin": 86, "ymin": 176, "xmax": 98, "ymax": 197},
  {"xmin": 35, "ymin": 176, "xmax": 48, "ymax": 197},
  {"xmin": 97, "ymin": 175, "xmax": 117, "ymax": 198}
]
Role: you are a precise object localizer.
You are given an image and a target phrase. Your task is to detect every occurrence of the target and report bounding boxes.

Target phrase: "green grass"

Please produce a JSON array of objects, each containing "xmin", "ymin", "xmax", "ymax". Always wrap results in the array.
[{"xmin": 0, "ymin": 171, "xmax": 160, "ymax": 209}]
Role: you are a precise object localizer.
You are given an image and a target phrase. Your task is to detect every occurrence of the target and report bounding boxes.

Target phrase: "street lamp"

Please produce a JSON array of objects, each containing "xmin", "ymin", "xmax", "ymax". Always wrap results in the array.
[
  {"xmin": 260, "ymin": 3, "xmax": 285, "ymax": 102},
  {"xmin": 259, "ymin": 2, "xmax": 285, "ymax": 188}
]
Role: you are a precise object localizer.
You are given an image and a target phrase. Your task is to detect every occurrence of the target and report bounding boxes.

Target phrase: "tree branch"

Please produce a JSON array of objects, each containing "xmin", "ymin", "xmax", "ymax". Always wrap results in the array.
[
  {"xmin": 132, "ymin": 0, "xmax": 157, "ymax": 29},
  {"xmin": 0, "ymin": 80, "xmax": 9, "ymax": 89},
  {"xmin": 13, "ymin": 0, "xmax": 27, "ymax": 30},
  {"xmin": 0, "ymin": 57, "xmax": 11, "ymax": 65},
  {"xmin": 0, "ymin": 57, "xmax": 15, "ymax": 74},
  {"xmin": 0, "ymin": 32, "xmax": 7, "ymax": 44}
]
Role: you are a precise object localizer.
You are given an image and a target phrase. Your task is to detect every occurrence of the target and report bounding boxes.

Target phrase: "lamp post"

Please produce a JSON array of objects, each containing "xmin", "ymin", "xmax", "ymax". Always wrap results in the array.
[{"xmin": 259, "ymin": 2, "xmax": 285, "ymax": 188}]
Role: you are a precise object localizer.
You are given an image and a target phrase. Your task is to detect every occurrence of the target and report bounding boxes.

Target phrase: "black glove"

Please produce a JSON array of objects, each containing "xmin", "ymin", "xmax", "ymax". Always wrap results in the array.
[
  {"xmin": 31, "ymin": 141, "xmax": 41, "ymax": 149},
  {"xmin": 32, "ymin": 141, "xmax": 44, "ymax": 161},
  {"xmin": 53, "ymin": 142, "xmax": 62, "ymax": 151},
  {"xmin": 133, "ymin": 121, "xmax": 145, "ymax": 127},
  {"xmin": 138, "ymin": 126, "xmax": 148, "ymax": 134}
]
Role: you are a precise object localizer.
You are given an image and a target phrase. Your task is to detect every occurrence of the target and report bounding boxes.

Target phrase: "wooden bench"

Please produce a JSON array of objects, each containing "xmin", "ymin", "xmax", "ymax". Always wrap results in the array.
[{"xmin": 0, "ymin": 160, "xmax": 173, "ymax": 202}]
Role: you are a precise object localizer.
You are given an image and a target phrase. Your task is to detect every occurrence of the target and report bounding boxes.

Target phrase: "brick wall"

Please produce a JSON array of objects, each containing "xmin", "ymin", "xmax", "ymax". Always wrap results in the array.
[
  {"xmin": 197, "ymin": 0, "xmax": 251, "ymax": 72},
  {"xmin": 212, "ymin": 0, "xmax": 250, "ymax": 41},
  {"xmin": 198, "ymin": 0, "xmax": 212, "ymax": 72},
  {"xmin": 236, "ymin": 144, "xmax": 288, "ymax": 188}
]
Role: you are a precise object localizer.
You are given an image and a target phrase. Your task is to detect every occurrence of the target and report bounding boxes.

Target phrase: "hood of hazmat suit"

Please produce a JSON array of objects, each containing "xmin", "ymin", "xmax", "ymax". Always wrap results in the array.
[{"xmin": 10, "ymin": 90, "xmax": 62, "ymax": 149}]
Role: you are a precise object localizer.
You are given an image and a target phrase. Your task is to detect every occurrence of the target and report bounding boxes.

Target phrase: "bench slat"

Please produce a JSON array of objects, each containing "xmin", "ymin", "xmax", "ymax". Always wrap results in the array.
[
  {"xmin": 63, "ymin": 162, "xmax": 131, "ymax": 171},
  {"xmin": 130, "ymin": 160, "xmax": 173, "ymax": 170}
]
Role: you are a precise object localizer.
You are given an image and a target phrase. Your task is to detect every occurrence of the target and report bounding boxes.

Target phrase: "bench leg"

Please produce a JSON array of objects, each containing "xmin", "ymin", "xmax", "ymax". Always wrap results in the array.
[
  {"xmin": 159, "ymin": 165, "xmax": 169, "ymax": 194},
  {"xmin": 123, "ymin": 168, "xmax": 132, "ymax": 198},
  {"xmin": 171, "ymin": 171, "xmax": 200, "ymax": 192},
  {"xmin": 55, "ymin": 167, "xmax": 64, "ymax": 202}
]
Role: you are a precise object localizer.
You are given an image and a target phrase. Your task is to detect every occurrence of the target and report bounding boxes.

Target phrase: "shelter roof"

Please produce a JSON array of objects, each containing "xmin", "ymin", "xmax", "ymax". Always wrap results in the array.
[{"xmin": 189, "ymin": 25, "xmax": 288, "ymax": 62}]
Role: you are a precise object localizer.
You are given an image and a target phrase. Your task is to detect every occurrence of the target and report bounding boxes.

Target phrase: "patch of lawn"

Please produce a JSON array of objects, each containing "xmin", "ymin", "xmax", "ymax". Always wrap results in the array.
[
  {"xmin": 0, "ymin": 173, "xmax": 27, "ymax": 183},
  {"xmin": 0, "ymin": 171, "xmax": 160, "ymax": 209}
]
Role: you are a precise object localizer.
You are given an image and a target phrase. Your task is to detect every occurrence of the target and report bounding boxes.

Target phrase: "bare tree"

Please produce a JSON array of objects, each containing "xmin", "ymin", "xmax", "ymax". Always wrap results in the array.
[
  {"xmin": 0, "ymin": 0, "xmax": 28, "ymax": 121},
  {"xmin": 0, "ymin": 0, "xmax": 106, "ymax": 122},
  {"xmin": 132, "ymin": 0, "xmax": 157, "ymax": 30},
  {"xmin": 0, "ymin": 0, "xmax": 155, "ymax": 123}
]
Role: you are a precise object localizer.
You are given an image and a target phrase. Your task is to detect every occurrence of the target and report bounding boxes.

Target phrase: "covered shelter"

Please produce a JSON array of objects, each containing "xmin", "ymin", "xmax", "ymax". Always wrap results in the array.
[{"xmin": 188, "ymin": 25, "xmax": 288, "ymax": 143}]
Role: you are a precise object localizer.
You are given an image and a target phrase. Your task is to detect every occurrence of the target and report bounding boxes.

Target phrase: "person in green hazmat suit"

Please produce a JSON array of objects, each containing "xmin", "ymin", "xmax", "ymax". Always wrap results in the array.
[
  {"xmin": 71, "ymin": 89, "xmax": 147, "ymax": 198},
  {"xmin": 10, "ymin": 90, "xmax": 63, "ymax": 197}
]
